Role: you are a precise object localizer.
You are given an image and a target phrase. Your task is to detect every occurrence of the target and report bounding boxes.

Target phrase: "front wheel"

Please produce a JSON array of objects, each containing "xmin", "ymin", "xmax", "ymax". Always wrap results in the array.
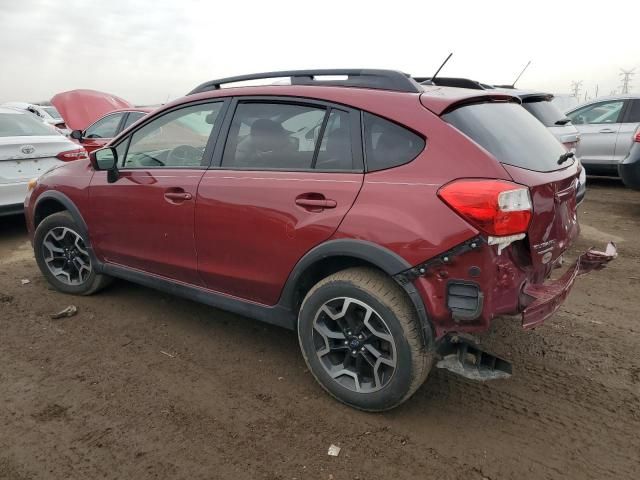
[
  {"xmin": 298, "ymin": 267, "xmax": 433, "ymax": 411},
  {"xmin": 34, "ymin": 211, "xmax": 111, "ymax": 295}
]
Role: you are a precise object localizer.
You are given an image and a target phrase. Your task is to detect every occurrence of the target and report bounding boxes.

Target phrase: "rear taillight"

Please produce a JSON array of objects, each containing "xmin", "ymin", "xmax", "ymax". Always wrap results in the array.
[
  {"xmin": 56, "ymin": 148, "xmax": 88, "ymax": 162},
  {"xmin": 634, "ymin": 128, "xmax": 640, "ymax": 143},
  {"xmin": 438, "ymin": 179, "xmax": 532, "ymax": 236}
]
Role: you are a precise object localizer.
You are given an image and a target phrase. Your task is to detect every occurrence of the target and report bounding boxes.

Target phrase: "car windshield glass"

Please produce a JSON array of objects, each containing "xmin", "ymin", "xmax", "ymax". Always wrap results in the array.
[
  {"xmin": 42, "ymin": 107, "xmax": 62, "ymax": 119},
  {"xmin": 522, "ymin": 100, "xmax": 570, "ymax": 127},
  {"xmin": 0, "ymin": 112, "xmax": 55, "ymax": 137},
  {"xmin": 443, "ymin": 101, "xmax": 568, "ymax": 172}
]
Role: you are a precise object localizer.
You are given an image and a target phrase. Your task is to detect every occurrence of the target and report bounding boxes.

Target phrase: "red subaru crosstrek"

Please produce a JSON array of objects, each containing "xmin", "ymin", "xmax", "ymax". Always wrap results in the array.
[{"xmin": 24, "ymin": 70, "xmax": 616, "ymax": 411}]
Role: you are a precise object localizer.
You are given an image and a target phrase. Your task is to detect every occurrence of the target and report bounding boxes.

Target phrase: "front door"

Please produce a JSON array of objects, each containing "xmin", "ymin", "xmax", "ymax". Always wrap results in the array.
[
  {"xmin": 86, "ymin": 101, "xmax": 227, "ymax": 285},
  {"xmin": 569, "ymin": 99, "xmax": 625, "ymax": 167},
  {"xmin": 195, "ymin": 100, "xmax": 364, "ymax": 305}
]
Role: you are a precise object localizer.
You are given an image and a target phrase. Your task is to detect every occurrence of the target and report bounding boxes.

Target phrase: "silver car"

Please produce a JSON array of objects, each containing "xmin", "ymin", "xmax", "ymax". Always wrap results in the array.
[
  {"xmin": 566, "ymin": 95, "xmax": 640, "ymax": 175},
  {"xmin": 0, "ymin": 107, "xmax": 87, "ymax": 216}
]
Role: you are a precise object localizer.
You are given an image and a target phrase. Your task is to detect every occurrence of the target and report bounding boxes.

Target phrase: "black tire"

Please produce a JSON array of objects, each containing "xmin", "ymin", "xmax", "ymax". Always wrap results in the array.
[
  {"xmin": 34, "ymin": 211, "xmax": 111, "ymax": 295},
  {"xmin": 298, "ymin": 267, "xmax": 433, "ymax": 411}
]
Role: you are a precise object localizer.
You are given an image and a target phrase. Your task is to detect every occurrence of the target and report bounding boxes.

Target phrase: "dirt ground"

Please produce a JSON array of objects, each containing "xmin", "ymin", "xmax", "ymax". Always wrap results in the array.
[{"xmin": 1, "ymin": 179, "xmax": 638, "ymax": 480}]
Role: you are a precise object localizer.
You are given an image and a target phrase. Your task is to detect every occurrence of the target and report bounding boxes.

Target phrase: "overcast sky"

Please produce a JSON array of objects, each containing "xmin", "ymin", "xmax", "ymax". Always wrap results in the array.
[{"xmin": 1, "ymin": 0, "xmax": 638, "ymax": 105}]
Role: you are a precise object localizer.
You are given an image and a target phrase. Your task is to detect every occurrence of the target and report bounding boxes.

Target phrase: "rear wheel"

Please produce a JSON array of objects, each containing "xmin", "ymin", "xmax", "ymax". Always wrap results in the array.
[
  {"xmin": 298, "ymin": 267, "xmax": 433, "ymax": 411},
  {"xmin": 34, "ymin": 211, "xmax": 111, "ymax": 295}
]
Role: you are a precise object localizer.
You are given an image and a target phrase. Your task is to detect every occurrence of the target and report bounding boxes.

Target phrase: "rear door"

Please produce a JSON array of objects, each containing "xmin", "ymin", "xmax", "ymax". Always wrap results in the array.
[
  {"xmin": 443, "ymin": 101, "xmax": 579, "ymax": 272},
  {"xmin": 87, "ymin": 101, "xmax": 227, "ymax": 285},
  {"xmin": 195, "ymin": 98, "xmax": 364, "ymax": 305},
  {"xmin": 567, "ymin": 100, "xmax": 625, "ymax": 167},
  {"xmin": 614, "ymin": 99, "xmax": 640, "ymax": 162}
]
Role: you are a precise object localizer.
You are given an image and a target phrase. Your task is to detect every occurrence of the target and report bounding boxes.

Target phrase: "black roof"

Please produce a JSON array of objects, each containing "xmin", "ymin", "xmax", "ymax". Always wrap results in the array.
[{"xmin": 188, "ymin": 69, "xmax": 422, "ymax": 95}]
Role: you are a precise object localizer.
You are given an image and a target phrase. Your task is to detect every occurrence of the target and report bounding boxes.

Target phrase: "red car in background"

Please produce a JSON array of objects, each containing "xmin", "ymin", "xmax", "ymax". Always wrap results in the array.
[{"xmin": 51, "ymin": 89, "xmax": 152, "ymax": 153}]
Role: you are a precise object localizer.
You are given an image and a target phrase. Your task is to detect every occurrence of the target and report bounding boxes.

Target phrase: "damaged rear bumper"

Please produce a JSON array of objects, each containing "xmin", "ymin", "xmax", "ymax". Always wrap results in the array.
[{"xmin": 520, "ymin": 242, "xmax": 617, "ymax": 329}]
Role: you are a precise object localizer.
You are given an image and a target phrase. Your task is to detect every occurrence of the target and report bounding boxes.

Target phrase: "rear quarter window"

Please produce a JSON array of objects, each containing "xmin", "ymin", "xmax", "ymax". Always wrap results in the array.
[
  {"xmin": 363, "ymin": 112, "xmax": 425, "ymax": 171},
  {"xmin": 443, "ymin": 102, "xmax": 567, "ymax": 172}
]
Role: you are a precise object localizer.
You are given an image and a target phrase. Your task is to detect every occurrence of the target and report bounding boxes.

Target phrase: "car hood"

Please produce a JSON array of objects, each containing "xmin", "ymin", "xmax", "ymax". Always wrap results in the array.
[{"xmin": 51, "ymin": 89, "xmax": 133, "ymax": 131}]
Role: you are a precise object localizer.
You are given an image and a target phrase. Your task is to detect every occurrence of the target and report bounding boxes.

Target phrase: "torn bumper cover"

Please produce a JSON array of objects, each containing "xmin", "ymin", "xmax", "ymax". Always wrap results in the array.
[{"xmin": 521, "ymin": 242, "xmax": 617, "ymax": 329}]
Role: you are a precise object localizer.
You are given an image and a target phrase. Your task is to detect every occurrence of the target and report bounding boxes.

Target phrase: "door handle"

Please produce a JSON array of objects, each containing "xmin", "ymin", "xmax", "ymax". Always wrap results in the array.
[
  {"xmin": 598, "ymin": 128, "xmax": 616, "ymax": 133},
  {"xmin": 164, "ymin": 190, "xmax": 192, "ymax": 202},
  {"xmin": 295, "ymin": 198, "xmax": 337, "ymax": 210}
]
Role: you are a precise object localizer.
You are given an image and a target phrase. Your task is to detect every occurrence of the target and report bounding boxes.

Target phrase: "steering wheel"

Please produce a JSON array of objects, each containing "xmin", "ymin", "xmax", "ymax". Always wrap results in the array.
[{"xmin": 167, "ymin": 145, "xmax": 203, "ymax": 166}]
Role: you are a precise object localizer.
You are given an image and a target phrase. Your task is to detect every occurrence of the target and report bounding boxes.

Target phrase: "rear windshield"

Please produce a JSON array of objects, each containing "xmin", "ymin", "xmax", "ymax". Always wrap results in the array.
[
  {"xmin": 0, "ymin": 112, "xmax": 55, "ymax": 137},
  {"xmin": 42, "ymin": 106, "xmax": 62, "ymax": 119},
  {"xmin": 443, "ymin": 102, "xmax": 569, "ymax": 172},
  {"xmin": 522, "ymin": 100, "xmax": 570, "ymax": 127}
]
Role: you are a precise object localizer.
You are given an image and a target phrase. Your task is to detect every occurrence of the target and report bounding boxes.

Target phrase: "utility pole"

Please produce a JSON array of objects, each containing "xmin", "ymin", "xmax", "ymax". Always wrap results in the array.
[
  {"xmin": 594, "ymin": 85, "xmax": 599, "ymax": 98},
  {"xmin": 619, "ymin": 68, "xmax": 635, "ymax": 94},
  {"xmin": 570, "ymin": 80, "xmax": 583, "ymax": 99}
]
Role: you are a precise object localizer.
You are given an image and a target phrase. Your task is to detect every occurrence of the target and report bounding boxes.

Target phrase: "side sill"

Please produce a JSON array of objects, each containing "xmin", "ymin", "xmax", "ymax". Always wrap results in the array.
[{"xmin": 102, "ymin": 263, "xmax": 297, "ymax": 330}]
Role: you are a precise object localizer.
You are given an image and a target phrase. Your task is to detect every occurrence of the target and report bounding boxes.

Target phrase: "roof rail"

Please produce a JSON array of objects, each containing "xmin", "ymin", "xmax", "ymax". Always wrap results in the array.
[
  {"xmin": 417, "ymin": 77, "xmax": 487, "ymax": 90},
  {"xmin": 188, "ymin": 69, "xmax": 422, "ymax": 95}
]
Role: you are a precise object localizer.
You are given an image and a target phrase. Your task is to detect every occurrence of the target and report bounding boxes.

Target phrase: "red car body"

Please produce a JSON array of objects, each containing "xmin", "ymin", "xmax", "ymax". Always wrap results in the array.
[{"xmin": 25, "ymin": 79, "xmax": 615, "ymax": 342}]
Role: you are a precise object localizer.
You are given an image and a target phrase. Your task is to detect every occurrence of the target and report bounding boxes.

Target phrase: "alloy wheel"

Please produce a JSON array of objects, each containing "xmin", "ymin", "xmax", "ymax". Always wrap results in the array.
[
  {"xmin": 312, "ymin": 297, "xmax": 397, "ymax": 393},
  {"xmin": 42, "ymin": 227, "xmax": 92, "ymax": 286}
]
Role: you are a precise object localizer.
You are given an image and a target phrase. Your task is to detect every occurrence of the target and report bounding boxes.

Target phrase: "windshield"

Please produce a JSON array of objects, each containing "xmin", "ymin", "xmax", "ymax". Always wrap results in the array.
[
  {"xmin": 42, "ymin": 106, "xmax": 62, "ymax": 120},
  {"xmin": 522, "ymin": 100, "xmax": 570, "ymax": 127},
  {"xmin": 0, "ymin": 112, "xmax": 56, "ymax": 137},
  {"xmin": 443, "ymin": 101, "xmax": 569, "ymax": 172}
]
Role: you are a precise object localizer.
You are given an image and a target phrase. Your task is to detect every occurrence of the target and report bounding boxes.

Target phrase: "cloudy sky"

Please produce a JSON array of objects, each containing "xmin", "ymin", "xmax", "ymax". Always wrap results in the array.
[{"xmin": 1, "ymin": 0, "xmax": 638, "ymax": 105}]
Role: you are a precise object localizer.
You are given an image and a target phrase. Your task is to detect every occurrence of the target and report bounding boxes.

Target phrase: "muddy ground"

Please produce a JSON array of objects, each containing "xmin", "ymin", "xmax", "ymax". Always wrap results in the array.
[{"xmin": 1, "ymin": 179, "xmax": 638, "ymax": 480}]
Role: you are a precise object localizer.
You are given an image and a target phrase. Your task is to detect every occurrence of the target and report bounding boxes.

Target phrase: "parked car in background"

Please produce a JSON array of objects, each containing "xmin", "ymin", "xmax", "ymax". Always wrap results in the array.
[
  {"xmin": 25, "ymin": 69, "xmax": 615, "ymax": 411},
  {"xmin": 0, "ymin": 107, "xmax": 87, "ymax": 216},
  {"xmin": 50, "ymin": 89, "xmax": 151, "ymax": 154},
  {"xmin": 619, "ymin": 131, "xmax": 640, "ymax": 189},
  {"xmin": 1, "ymin": 102, "xmax": 67, "ymax": 132},
  {"xmin": 69, "ymin": 108, "xmax": 152, "ymax": 153},
  {"xmin": 566, "ymin": 95, "xmax": 640, "ymax": 178},
  {"xmin": 417, "ymin": 78, "xmax": 586, "ymax": 202}
]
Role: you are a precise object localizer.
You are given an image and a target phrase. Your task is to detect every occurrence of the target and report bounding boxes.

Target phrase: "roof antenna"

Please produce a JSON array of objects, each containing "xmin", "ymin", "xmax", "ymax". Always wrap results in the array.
[
  {"xmin": 428, "ymin": 52, "xmax": 453, "ymax": 84},
  {"xmin": 511, "ymin": 60, "xmax": 531, "ymax": 88}
]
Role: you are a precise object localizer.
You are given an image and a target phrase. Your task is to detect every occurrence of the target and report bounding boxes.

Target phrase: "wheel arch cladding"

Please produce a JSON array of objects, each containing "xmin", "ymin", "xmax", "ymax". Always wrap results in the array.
[
  {"xmin": 34, "ymin": 191, "xmax": 88, "ymax": 235},
  {"xmin": 33, "ymin": 191, "xmax": 102, "ymax": 271},
  {"xmin": 279, "ymin": 239, "xmax": 434, "ymax": 347}
]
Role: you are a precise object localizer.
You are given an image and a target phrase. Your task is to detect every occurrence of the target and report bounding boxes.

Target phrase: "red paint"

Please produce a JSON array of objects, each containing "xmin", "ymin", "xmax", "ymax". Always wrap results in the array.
[
  {"xmin": 51, "ymin": 89, "xmax": 134, "ymax": 131},
  {"xmin": 25, "ymin": 82, "xmax": 612, "ymax": 340},
  {"xmin": 195, "ymin": 170, "xmax": 363, "ymax": 304}
]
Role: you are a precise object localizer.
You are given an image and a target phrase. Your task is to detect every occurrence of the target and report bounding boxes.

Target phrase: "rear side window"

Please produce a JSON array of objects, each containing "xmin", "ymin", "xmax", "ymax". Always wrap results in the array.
[
  {"xmin": 221, "ymin": 102, "xmax": 356, "ymax": 171},
  {"xmin": 624, "ymin": 100, "xmax": 640, "ymax": 123},
  {"xmin": 363, "ymin": 112, "xmax": 425, "ymax": 171},
  {"xmin": 443, "ymin": 102, "xmax": 567, "ymax": 172},
  {"xmin": 522, "ymin": 100, "xmax": 570, "ymax": 127},
  {"xmin": 122, "ymin": 111, "xmax": 146, "ymax": 130}
]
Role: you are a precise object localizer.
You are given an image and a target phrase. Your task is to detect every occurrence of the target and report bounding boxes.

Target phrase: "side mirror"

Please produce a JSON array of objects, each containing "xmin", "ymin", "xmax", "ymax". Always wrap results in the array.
[
  {"xmin": 91, "ymin": 147, "xmax": 119, "ymax": 183},
  {"xmin": 70, "ymin": 129, "xmax": 83, "ymax": 140}
]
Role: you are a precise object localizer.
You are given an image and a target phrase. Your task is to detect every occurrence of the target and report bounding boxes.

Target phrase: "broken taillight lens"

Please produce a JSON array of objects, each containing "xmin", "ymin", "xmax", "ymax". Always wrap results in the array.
[
  {"xmin": 56, "ymin": 148, "xmax": 88, "ymax": 162},
  {"xmin": 438, "ymin": 179, "xmax": 532, "ymax": 236}
]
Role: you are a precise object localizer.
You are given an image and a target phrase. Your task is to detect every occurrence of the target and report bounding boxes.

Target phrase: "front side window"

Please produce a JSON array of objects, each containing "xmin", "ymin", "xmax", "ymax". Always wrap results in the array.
[
  {"xmin": 85, "ymin": 113, "xmax": 125, "ymax": 138},
  {"xmin": 363, "ymin": 112, "xmax": 425, "ymax": 171},
  {"xmin": 121, "ymin": 102, "xmax": 223, "ymax": 169},
  {"xmin": 567, "ymin": 101, "xmax": 624, "ymax": 125}
]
